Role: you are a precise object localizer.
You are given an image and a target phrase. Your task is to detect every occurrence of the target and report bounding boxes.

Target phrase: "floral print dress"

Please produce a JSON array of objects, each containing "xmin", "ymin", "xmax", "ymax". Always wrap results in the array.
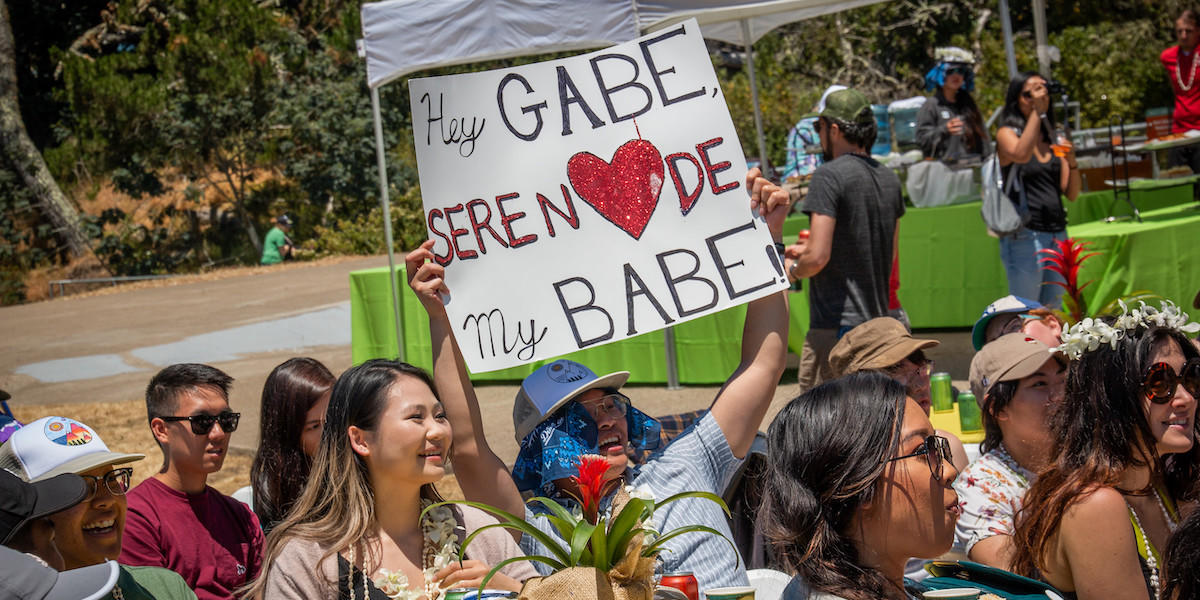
[{"xmin": 952, "ymin": 444, "xmax": 1036, "ymax": 556}]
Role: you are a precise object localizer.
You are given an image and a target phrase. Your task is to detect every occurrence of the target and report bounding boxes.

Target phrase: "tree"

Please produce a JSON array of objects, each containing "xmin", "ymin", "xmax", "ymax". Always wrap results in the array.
[{"xmin": 0, "ymin": 0, "xmax": 90, "ymax": 257}]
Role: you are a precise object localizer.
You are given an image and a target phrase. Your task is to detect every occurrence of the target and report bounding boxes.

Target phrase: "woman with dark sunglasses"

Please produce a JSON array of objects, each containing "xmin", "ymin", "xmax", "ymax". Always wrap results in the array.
[
  {"xmin": 1012, "ymin": 305, "xmax": 1200, "ymax": 600},
  {"xmin": 763, "ymin": 372, "xmax": 960, "ymax": 600},
  {"xmin": 916, "ymin": 46, "xmax": 989, "ymax": 161}
]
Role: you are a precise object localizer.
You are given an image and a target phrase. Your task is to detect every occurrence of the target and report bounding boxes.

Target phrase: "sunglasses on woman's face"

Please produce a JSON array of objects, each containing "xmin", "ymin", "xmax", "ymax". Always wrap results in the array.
[
  {"xmin": 159, "ymin": 411, "xmax": 241, "ymax": 435},
  {"xmin": 1142, "ymin": 359, "xmax": 1200, "ymax": 404},
  {"xmin": 946, "ymin": 66, "xmax": 970, "ymax": 77},
  {"xmin": 886, "ymin": 435, "xmax": 953, "ymax": 480}
]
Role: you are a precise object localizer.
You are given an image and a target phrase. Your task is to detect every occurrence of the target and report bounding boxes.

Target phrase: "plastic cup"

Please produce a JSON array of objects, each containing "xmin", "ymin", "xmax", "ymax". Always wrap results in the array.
[
  {"xmin": 1050, "ymin": 133, "xmax": 1072, "ymax": 158},
  {"xmin": 957, "ymin": 391, "xmax": 982, "ymax": 433},
  {"xmin": 704, "ymin": 587, "xmax": 755, "ymax": 600},
  {"xmin": 923, "ymin": 589, "xmax": 981, "ymax": 600},
  {"xmin": 930, "ymin": 373, "xmax": 953, "ymax": 413}
]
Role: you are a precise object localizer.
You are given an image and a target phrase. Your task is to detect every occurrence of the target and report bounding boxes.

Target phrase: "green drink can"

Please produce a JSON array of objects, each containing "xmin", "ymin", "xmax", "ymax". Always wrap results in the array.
[
  {"xmin": 442, "ymin": 589, "xmax": 473, "ymax": 600},
  {"xmin": 957, "ymin": 391, "xmax": 982, "ymax": 433},
  {"xmin": 930, "ymin": 372, "xmax": 953, "ymax": 413}
]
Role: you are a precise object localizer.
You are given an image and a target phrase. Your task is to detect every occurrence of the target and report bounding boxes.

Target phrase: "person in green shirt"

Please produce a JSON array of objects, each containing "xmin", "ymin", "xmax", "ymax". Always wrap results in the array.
[{"xmin": 260, "ymin": 215, "xmax": 293, "ymax": 265}]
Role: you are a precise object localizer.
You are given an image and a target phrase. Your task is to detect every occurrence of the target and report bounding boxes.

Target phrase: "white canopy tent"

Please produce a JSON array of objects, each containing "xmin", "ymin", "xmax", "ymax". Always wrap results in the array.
[{"xmin": 357, "ymin": 0, "xmax": 894, "ymax": 374}]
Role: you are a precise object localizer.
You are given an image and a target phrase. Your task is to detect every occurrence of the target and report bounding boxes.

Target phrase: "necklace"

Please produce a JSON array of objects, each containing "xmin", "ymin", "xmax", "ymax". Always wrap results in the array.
[
  {"xmin": 1152, "ymin": 487, "xmax": 1179, "ymax": 533},
  {"xmin": 1127, "ymin": 505, "xmax": 1161, "ymax": 600},
  {"xmin": 351, "ymin": 499, "xmax": 460, "ymax": 600},
  {"xmin": 1177, "ymin": 47, "xmax": 1199, "ymax": 91}
]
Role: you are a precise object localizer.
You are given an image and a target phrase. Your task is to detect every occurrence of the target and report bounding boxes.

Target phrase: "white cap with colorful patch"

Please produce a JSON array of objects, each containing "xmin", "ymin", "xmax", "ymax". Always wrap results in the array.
[{"xmin": 0, "ymin": 416, "xmax": 143, "ymax": 482}]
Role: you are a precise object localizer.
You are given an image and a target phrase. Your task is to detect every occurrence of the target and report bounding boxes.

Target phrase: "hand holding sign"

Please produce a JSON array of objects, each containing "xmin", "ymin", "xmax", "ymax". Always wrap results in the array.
[{"xmin": 745, "ymin": 167, "xmax": 791, "ymax": 237}]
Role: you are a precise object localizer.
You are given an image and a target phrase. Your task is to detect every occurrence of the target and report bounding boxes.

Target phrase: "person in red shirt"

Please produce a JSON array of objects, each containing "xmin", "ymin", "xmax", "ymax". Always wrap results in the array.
[
  {"xmin": 1162, "ymin": 8, "xmax": 1200, "ymax": 173},
  {"xmin": 119, "ymin": 364, "xmax": 264, "ymax": 600}
]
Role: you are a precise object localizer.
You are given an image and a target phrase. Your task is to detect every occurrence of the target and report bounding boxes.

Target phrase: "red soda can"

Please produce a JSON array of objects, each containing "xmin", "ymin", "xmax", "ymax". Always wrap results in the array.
[{"xmin": 659, "ymin": 572, "xmax": 699, "ymax": 600}]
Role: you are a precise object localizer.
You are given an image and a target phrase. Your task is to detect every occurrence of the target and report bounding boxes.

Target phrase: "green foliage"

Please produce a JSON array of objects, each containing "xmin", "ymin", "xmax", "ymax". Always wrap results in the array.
[
  {"xmin": 87, "ymin": 205, "xmax": 202, "ymax": 275},
  {"xmin": 1051, "ymin": 20, "xmax": 1174, "ymax": 127},
  {"xmin": 0, "ymin": 163, "xmax": 58, "ymax": 304},
  {"xmin": 311, "ymin": 186, "xmax": 427, "ymax": 256}
]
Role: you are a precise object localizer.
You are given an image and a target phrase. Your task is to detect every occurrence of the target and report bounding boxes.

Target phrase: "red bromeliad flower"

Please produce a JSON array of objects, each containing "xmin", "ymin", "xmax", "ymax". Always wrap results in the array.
[
  {"xmin": 572, "ymin": 454, "xmax": 612, "ymax": 524},
  {"xmin": 1038, "ymin": 237, "xmax": 1099, "ymax": 324}
]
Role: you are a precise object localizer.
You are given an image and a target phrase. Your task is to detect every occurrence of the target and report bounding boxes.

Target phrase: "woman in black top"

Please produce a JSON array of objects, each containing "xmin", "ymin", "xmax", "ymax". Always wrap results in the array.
[{"xmin": 994, "ymin": 72, "xmax": 1082, "ymax": 308}]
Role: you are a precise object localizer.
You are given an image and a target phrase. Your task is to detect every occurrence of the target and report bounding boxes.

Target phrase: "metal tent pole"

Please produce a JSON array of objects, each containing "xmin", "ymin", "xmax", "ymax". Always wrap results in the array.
[
  {"xmin": 742, "ymin": 19, "xmax": 769, "ymax": 175},
  {"xmin": 370, "ymin": 86, "xmax": 406, "ymax": 362},
  {"xmin": 1032, "ymin": 0, "xmax": 1050, "ymax": 77},
  {"xmin": 999, "ymin": 0, "xmax": 1018, "ymax": 80}
]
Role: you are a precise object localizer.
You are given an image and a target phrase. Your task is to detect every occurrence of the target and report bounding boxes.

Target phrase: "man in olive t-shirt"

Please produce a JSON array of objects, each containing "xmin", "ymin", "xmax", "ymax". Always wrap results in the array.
[
  {"xmin": 260, "ymin": 214, "xmax": 293, "ymax": 265},
  {"xmin": 782, "ymin": 88, "xmax": 905, "ymax": 392}
]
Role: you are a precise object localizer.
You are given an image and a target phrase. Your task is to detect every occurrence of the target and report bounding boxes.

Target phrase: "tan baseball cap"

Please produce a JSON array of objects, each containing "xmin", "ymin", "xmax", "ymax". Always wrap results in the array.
[
  {"xmin": 968, "ymin": 333, "xmax": 1058, "ymax": 401},
  {"xmin": 828, "ymin": 317, "xmax": 940, "ymax": 377}
]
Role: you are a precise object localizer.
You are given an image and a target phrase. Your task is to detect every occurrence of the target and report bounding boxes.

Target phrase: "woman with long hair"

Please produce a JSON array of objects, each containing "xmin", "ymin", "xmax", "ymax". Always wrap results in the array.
[
  {"xmin": 916, "ymin": 46, "xmax": 988, "ymax": 160},
  {"xmin": 1011, "ymin": 303, "xmax": 1200, "ymax": 599},
  {"xmin": 762, "ymin": 371, "xmax": 961, "ymax": 600},
  {"xmin": 250, "ymin": 357, "xmax": 335, "ymax": 533},
  {"xmin": 245, "ymin": 359, "xmax": 536, "ymax": 599},
  {"xmin": 954, "ymin": 333, "xmax": 1066, "ymax": 569},
  {"xmin": 994, "ymin": 72, "xmax": 1081, "ymax": 308}
]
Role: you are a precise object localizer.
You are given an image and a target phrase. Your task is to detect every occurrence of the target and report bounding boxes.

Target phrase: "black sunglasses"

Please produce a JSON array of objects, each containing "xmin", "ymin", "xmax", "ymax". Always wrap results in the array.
[
  {"xmin": 1142, "ymin": 359, "xmax": 1200, "ymax": 404},
  {"xmin": 887, "ymin": 435, "xmax": 953, "ymax": 480},
  {"xmin": 80, "ymin": 467, "xmax": 133, "ymax": 501},
  {"xmin": 946, "ymin": 66, "xmax": 970, "ymax": 77},
  {"xmin": 159, "ymin": 412, "xmax": 241, "ymax": 435}
]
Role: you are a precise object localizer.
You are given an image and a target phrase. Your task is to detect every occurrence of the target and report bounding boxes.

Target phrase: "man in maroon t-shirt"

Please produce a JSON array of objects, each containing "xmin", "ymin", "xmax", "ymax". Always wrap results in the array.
[
  {"xmin": 119, "ymin": 364, "xmax": 264, "ymax": 600},
  {"xmin": 1162, "ymin": 8, "xmax": 1200, "ymax": 173}
]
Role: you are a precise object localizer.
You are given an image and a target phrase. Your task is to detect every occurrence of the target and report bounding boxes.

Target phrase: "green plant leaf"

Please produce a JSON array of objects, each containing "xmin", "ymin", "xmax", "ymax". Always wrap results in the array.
[
  {"xmin": 655, "ymin": 490, "xmax": 731, "ymax": 518},
  {"xmin": 605, "ymin": 498, "xmax": 652, "ymax": 566},
  {"xmin": 643, "ymin": 524, "xmax": 740, "ymax": 569},
  {"xmin": 590, "ymin": 517, "xmax": 610, "ymax": 572},
  {"xmin": 423, "ymin": 500, "xmax": 571, "ymax": 564},
  {"xmin": 528, "ymin": 496, "xmax": 576, "ymax": 523},
  {"xmin": 474, "ymin": 555, "xmax": 567, "ymax": 594},
  {"xmin": 526, "ymin": 497, "xmax": 579, "ymax": 539},
  {"xmin": 568, "ymin": 521, "xmax": 597, "ymax": 566}
]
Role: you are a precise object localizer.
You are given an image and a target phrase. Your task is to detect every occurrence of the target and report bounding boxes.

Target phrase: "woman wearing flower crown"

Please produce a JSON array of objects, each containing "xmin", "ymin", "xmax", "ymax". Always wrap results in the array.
[
  {"xmin": 1011, "ymin": 301, "xmax": 1200, "ymax": 600},
  {"xmin": 245, "ymin": 360, "xmax": 536, "ymax": 599}
]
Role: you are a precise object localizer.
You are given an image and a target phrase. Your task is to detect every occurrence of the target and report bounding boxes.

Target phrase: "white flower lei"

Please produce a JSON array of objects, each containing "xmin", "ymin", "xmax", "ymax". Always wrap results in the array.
[
  {"xmin": 1055, "ymin": 299, "xmax": 1200, "ymax": 360},
  {"xmin": 372, "ymin": 499, "xmax": 460, "ymax": 600}
]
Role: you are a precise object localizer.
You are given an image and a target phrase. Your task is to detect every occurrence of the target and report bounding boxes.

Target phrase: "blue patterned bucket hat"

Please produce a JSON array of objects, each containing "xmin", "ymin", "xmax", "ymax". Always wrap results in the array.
[{"xmin": 510, "ymin": 360, "xmax": 661, "ymax": 496}]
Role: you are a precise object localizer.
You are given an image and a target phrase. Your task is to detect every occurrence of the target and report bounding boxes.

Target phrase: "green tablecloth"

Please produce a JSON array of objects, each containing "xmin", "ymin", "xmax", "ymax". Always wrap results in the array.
[
  {"xmin": 352, "ymin": 188, "xmax": 1198, "ymax": 382},
  {"xmin": 1070, "ymin": 176, "xmax": 1196, "ymax": 224},
  {"xmin": 1068, "ymin": 204, "xmax": 1200, "ymax": 321}
]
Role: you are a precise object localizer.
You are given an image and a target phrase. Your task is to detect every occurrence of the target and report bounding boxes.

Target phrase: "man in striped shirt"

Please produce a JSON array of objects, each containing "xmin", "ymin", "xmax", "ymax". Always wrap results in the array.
[{"xmin": 405, "ymin": 169, "xmax": 790, "ymax": 592}]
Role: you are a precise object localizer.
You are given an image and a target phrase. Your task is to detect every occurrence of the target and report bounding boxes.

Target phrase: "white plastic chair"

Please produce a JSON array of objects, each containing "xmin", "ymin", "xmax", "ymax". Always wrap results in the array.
[{"xmin": 746, "ymin": 568, "xmax": 792, "ymax": 600}]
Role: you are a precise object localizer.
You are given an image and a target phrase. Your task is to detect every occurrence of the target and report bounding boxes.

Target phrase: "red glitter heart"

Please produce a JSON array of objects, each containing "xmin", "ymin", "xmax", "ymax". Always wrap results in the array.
[{"xmin": 566, "ymin": 138, "xmax": 664, "ymax": 240}]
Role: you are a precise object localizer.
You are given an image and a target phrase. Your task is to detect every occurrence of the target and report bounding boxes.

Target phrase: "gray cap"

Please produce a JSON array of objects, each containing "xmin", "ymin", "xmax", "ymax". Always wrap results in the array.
[{"xmin": 0, "ymin": 546, "xmax": 119, "ymax": 600}]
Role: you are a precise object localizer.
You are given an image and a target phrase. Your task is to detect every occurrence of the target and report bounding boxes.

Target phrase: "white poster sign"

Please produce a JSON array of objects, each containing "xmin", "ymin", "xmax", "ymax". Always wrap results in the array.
[{"xmin": 409, "ymin": 18, "xmax": 787, "ymax": 373}]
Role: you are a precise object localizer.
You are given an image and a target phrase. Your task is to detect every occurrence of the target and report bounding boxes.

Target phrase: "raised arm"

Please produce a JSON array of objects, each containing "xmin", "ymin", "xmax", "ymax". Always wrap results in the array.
[
  {"xmin": 406, "ymin": 243, "xmax": 527, "ymax": 530},
  {"xmin": 996, "ymin": 85, "xmax": 1048, "ymax": 166},
  {"xmin": 706, "ymin": 170, "xmax": 790, "ymax": 459}
]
